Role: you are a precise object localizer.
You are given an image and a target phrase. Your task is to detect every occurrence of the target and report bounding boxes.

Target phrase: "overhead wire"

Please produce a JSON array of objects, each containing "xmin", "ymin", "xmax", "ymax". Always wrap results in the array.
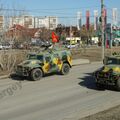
[
  {"xmin": 1, "ymin": 6, "xmax": 120, "ymax": 26},
  {"xmin": 0, "ymin": 5, "xmax": 100, "ymax": 16}
]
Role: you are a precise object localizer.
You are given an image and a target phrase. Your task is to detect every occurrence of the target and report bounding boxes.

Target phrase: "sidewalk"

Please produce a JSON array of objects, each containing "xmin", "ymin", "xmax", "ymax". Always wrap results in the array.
[
  {"xmin": 0, "ymin": 59, "xmax": 90, "ymax": 79},
  {"xmin": 0, "ymin": 74, "xmax": 10, "ymax": 80},
  {"xmin": 72, "ymin": 59, "xmax": 90, "ymax": 66}
]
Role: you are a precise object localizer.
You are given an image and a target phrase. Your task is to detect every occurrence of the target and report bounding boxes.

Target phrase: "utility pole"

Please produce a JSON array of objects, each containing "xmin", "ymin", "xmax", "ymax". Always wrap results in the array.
[
  {"xmin": 49, "ymin": 16, "xmax": 50, "ymax": 30},
  {"xmin": 101, "ymin": 0, "xmax": 105, "ymax": 60},
  {"xmin": 69, "ymin": 21, "xmax": 72, "ymax": 46}
]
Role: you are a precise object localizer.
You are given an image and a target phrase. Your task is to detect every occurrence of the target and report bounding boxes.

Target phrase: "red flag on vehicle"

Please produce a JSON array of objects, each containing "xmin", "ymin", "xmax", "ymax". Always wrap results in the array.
[{"xmin": 51, "ymin": 32, "xmax": 58, "ymax": 43}]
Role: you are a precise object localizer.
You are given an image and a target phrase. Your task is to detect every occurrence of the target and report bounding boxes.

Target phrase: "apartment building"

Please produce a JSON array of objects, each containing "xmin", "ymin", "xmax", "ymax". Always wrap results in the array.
[
  {"xmin": 34, "ymin": 16, "xmax": 58, "ymax": 30},
  {"xmin": 9, "ymin": 15, "xmax": 58, "ymax": 30},
  {"xmin": 0, "ymin": 16, "xmax": 4, "ymax": 31},
  {"xmin": 9, "ymin": 15, "xmax": 33, "ymax": 28}
]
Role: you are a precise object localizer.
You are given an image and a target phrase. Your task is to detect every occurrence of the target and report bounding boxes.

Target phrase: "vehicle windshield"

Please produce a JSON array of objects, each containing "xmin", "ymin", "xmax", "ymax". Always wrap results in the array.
[
  {"xmin": 106, "ymin": 58, "xmax": 119, "ymax": 65},
  {"xmin": 27, "ymin": 54, "xmax": 43, "ymax": 61}
]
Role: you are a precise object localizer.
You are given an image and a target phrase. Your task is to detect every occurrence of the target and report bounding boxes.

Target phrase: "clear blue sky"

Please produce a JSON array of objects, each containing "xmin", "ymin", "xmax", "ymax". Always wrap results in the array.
[{"xmin": 0, "ymin": 0, "xmax": 120, "ymax": 25}]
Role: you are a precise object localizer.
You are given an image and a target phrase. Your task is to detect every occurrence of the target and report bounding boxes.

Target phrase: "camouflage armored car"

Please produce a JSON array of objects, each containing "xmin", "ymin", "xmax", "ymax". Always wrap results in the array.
[
  {"xmin": 15, "ymin": 47, "xmax": 72, "ymax": 81},
  {"xmin": 94, "ymin": 54, "xmax": 120, "ymax": 91}
]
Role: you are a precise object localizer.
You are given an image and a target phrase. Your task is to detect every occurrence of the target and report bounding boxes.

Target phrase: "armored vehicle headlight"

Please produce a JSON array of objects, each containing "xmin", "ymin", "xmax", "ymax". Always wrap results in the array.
[
  {"xmin": 31, "ymin": 61, "xmax": 36, "ymax": 64},
  {"xmin": 113, "ymin": 67, "xmax": 120, "ymax": 72},
  {"xmin": 103, "ymin": 66, "xmax": 110, "ymax": 72}
]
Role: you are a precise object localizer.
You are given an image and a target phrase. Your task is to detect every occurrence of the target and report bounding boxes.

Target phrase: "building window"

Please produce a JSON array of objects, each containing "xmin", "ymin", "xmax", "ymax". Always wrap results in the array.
[{"xmin": 53, "ymin": 19, "xmax": 56, "ymax": 23}]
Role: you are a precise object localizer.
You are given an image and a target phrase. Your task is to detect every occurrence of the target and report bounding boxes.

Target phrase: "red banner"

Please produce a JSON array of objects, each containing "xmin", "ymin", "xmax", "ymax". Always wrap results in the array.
[
  {"xmin": 51, "ymin": 32, "xmax": 58, "ymax": 43},
  {"xmin": 104, "ymin": 8, "xmax": 107, "ymax": 26}
]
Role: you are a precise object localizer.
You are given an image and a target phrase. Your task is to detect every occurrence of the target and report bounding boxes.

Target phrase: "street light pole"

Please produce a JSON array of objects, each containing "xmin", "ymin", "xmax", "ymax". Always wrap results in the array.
[{"xmin": 101, "ymin": 0, "xmax": 105, "ymax": 61}]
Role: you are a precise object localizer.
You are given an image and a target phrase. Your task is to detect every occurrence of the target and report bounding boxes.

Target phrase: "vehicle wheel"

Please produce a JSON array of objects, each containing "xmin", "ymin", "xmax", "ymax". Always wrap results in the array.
[
  {"xmin": 116, "ymin": 78, "xmax": 120, "ymax": 91},
  {"xmin": 31, "ymin": 68, "xmax": 43, "ymax": 81},
  {"xmin": 61, "ymin": 63, "xmax": 70, "ymax": 75}
]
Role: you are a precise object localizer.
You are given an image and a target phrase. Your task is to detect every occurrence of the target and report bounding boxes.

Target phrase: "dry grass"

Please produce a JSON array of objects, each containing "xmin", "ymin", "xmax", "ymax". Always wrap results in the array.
[
  {"xmin": 72, "ymin": 47, "xmax": 120, "ymax": 62},
  {"xmin": 0, "ymin": 50, "xmax": 27, "ymax": 75}
]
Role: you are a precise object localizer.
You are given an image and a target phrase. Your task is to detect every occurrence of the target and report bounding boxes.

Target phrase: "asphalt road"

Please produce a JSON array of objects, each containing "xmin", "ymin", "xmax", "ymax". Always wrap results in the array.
[{"xmin": 0, "ymin": 63, "xmax": 120, "ymax": 120}]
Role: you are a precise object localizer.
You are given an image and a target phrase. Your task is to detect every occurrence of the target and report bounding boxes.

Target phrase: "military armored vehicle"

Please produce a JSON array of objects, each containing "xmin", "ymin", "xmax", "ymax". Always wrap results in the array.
[
  {"xmin": 15, "ymin": 47, "xmax": 72, "ymax": 81},
  {"xmin": 94, "ymin": 53, "xmax": 120, "ymax": 91}
]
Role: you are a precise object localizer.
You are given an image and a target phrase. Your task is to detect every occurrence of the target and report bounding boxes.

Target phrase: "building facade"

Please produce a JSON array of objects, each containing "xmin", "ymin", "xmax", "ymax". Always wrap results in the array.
[
  {"xmin": 0, "ymin": 16, "xmax": 4, "ymax": 31},
  {"xmin": 9, "ymin": 15, "xmax": 58, "ymax": 30}
]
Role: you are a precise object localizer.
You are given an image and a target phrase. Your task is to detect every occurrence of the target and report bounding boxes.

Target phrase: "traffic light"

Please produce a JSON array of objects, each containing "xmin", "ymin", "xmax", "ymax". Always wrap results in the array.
[
  {"xmin": 99, "ymin": 16, "xmax": 102, "ymax": 23},
  {"xmin": 106, "ymin": 23, "xmax": 111, "ymax": 34}
]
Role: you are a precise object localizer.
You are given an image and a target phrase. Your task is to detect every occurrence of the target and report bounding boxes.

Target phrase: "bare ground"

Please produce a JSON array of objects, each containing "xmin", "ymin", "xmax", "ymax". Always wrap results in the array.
[
  {"xmin": 0, "ymin": 47, "xmax": 120, "ymax": 75},
  {"xmin": 72, "ymin": 47, "xmax": 120, "ymax": 62},
  {"xmin": 79, "ymin": 105, "xmax": 120, "ymax": 120},
  {"xmin": 76, "ymin": 47, "xmax": 120, "ymax": 120},
  {"xmin": 1, "ymin": 47, "xmax": 120, "ymax": 120}
]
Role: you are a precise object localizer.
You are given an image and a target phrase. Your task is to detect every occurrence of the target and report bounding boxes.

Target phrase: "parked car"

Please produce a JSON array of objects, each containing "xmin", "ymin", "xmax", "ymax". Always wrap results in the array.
[
  {"xmin": 112, "ymin": 39, "xmax": 120, "ymax": 46},
  {"xmin": 0, "ymin": 43, "xmax": 12, "ymax": 50},
  {"xmin": 0, "ymin": 44, "xmax": 3, "ymax": 49},
  {"xmin": 66, "ymin": 44, "xmax": 79, "ymax": 49}
]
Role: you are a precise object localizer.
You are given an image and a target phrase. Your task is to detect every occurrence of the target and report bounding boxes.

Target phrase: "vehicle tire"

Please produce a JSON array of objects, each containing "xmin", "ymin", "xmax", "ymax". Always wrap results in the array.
[
  {"xmin": 116, "ymin": 78, "xmax": 120, "ymax": 91},
  {"xmin": 31, "ymin": 68, "xmax": 43, "ymax": 81},
  {"xmin": 61, "ymin": 63, "xmax": 70, "ymax": 75}
]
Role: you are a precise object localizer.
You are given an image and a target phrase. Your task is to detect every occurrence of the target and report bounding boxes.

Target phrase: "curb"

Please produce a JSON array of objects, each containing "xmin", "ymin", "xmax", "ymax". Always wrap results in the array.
[
  {"xmin": 0, "ymin": 59, "xmax": 90, "ymax": 79},
  {"xmin": 91, "ymin": 61, "xmax": 103, "ymax": 64},
  {"xmin": 0, "ymin": 74, "xmax": 10, "ymax": 80},
  {"xmin": 72, "ymin": 59, "xmax": 90, "ymax": 66}
]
